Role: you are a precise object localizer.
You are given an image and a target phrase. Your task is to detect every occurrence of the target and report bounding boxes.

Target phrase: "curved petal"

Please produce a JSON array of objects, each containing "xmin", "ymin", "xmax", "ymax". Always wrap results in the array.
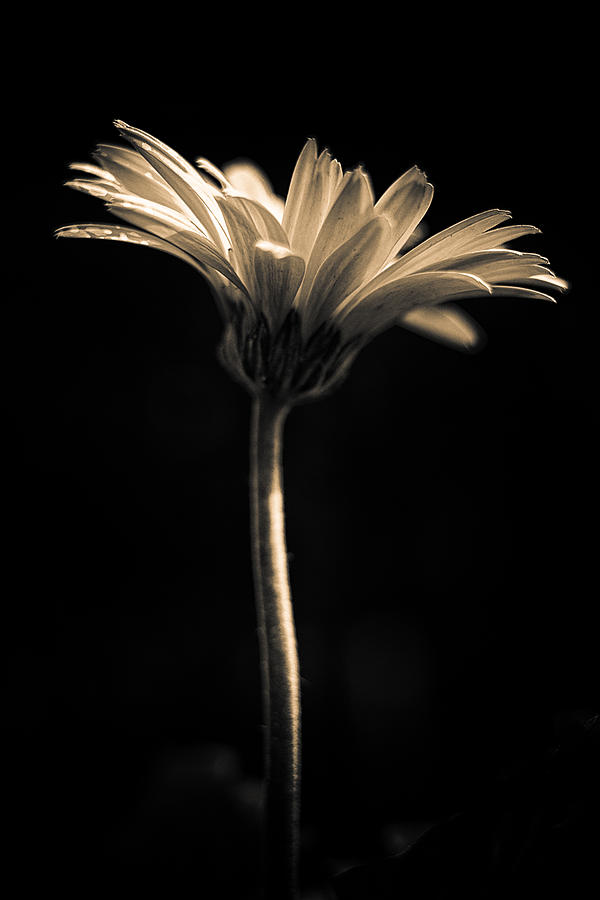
[
  {"xmin": 310, "ymin": 167, "xmax": 374, "ymax": 261},
  {"xmin": 398, "ymin": 304, "xmax": 486, "ymax": 351},
  {"xmin": 69, "ymin": 161, "xmax": 117, "ymax": 181},
  {"xmin": 282, "ymin": 140, "xmax": 344, "ymax": 258},
  {"xmin": 347, "ymin": 211, "xmax": 514, "ymax": 309},
  {"xmin": 55, "ymin": 222, "xmax": 249, "ymax": 298},
  {"xmin": 64, "ymin": 176, "xmax": 125, "ymax": 199},
  {"xmin": 253, "ymin": 241, "xmax": 305, "ymax": 325},
  {"xmin": 221, "ymin": 159, "xmax": 285, "ymax": 221},
  {"xmin": 223, "ymin": 194, "xmax": 289, "ymax": 246},
  {"xmin": 114, "ymin": 120, "xmax": 229, "ymax": 252},
  {"xmin": 402, "ymin": 220, "xmax": 428, "ymax": 252},
  {"xmin": 467, "ymin": 261, "xmax": 565, "ymax": 287},
  {"xmin": 93, "ymin": 143, "xmax": 189, "ymax": 212},
  {"xmin": 488, "ymin": 284, "xmax": 559, "ymax": 303},
  {"xmin": 385, "ymin": 209, "xmax": 514, "ymax": 278},
  {"xmin": 419, "ymin": 248, "xmax": 566, "ymax": 290},
  {"xmin": 306, "ymin": 216, "xmax": 391, "ymax": 331},
  {"xmin": 423, "ymin": 248, "xmax": 551, "ymax": 271},
  {"xmin": 55, "ymin": 223, "xmax": 211, "ymax": 274},
  {"xmin": 281, "ymin": 138, "xmax": 318, "ymax": 240},
  {"xmin": 339, "ymin": 271, "xmax": 492, "ymax": 339},
  {"xmin": 294, "ymin": 168, "xmax": 375, "ymax": 309},
  {"xmin": 465, "ymin": 223, "xmax": 542, "ymax": 251},
  {"xmin": 215, "ymin": 196, "xmax": 262, "ymax": 296},
  {"xmin": 375, "ymin": 166, "xmax": 434, "ymax": 260},
  {"xmin": 65, "ymin": 178, "xmax": 204, "ymax": 236},
  {"xmin": 194, "ymin": 156, "xmax": 231, "ymax": 189},
  {"xmin": 528, "ymin": 273, "xmax": 570, "ymax": 292},
  {"xmin": 104, "ymin": 203, "xmax": 249, "ymax": 295}
]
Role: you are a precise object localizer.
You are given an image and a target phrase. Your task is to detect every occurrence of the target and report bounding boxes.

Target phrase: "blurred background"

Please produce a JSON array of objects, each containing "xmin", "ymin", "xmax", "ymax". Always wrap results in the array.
[{"xmin": 5, "ymin": 28, "xmax": 597, "ymax": 898}]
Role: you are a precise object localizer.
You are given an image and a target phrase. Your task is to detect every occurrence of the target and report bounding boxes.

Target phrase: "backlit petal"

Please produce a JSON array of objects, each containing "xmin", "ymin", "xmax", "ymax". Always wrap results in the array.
[
  {"xmin": 55, "ymin": 223, "xmax": 210, "ymax": 274},
  {"xmin": 388, "ymin": 209, "xmax": 513, "ymax": 277},
  {"xmin": 340, "ymin": 271, "xmax": 492, "ymax": 339},
  {"xmin": 488, "ymin": 284, "xmax": 558, "ymax": 303},
  {"xmin": 465, "ymin": 223, "xmax": 542, "ymax": 251},
  {"xmin": 114, "ymin": 121, "xmax": 229, "ymax": 252},
  {"xmin": 305, "ymin": 216, "xmax": 391, "ymax": 332},
  {"xmin": 398, "ymin": 304, "xmax": 486, "ymax": 351},
  {"xmin": 281, "ymin": 138, "xmax": 318, "ymax": 245},
  {"xmin": 224, "ymin": 194, "xmax": 289, "ymax": 246},
  {"xmin": 253, "ymin": 241, "xmax": 305, "ymax": 325},
  {"xmin": 295, "ymin": 168, "xmax": 375, "ymax": 309},
  {"xmin": 104, "ymin": 203, "xmax": 248, "ymax": 295},
  {"xmin": 283, "ymin": 140, "xmax": 344, "ymax": 258},
  {"xmin": 222, "ymin": 159, "xmax": 285, "ymax": 221},
  {"xmin": 214, "ymin": 196, "xmax": 261, "ymax": 296},
  {"xmin": 69, "ymin": 161, "xmax": 116, "ymax": 181},
  {"xmin": 93, "ymin": 143, "xmax": 188, "ymax": 212},
  {"xmin": 375, "ymin": 166, "xmax": 434, "ymax": 260}
]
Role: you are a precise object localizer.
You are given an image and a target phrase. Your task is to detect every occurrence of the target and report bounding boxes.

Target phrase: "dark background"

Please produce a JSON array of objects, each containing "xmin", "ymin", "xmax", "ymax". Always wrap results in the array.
[{"xmin": 5, "ymin": 23, "xmax": 597, "ymax": 899}]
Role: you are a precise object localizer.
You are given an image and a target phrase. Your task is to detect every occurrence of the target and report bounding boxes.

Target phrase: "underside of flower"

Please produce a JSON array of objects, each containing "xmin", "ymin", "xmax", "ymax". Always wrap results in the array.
[
  {"xmin": 219, "ymin": 305, "xmax": 361, "ymax": 402},
  {"xmin": 56, "ymin": 121, "xmax": 568, "ymax": 402}
]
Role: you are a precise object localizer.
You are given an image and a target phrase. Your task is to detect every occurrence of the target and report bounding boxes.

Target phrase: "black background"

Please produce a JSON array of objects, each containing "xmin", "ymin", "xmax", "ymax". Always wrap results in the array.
[{"xmin": 5, "ymin": 18, "xmax": 597, "ymax": 899}]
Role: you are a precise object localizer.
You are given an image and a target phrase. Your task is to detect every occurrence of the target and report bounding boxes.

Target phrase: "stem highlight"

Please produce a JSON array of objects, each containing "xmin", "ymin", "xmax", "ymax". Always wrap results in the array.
[{"xmin": 250, "ymin": 394, "xmax": 300, "ymax": 900}]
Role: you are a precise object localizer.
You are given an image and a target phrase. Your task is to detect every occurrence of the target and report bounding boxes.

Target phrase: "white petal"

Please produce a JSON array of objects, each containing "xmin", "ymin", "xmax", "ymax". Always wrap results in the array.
[
  {"xmin": 419, "ymin": 248, "xmax": 566, "ymax": 291},
  {"xmin": 307, "ymin": 216, "xmax": 392, "ymax": 330},
  {"xmin": 348, "ymin": 210, "xmax": 513, "ymax": 308},
  {"xmin": 465, "ymin": 223, "xmax": 542, "ymax": 251},
  {"xmin": 64, "ymin": 177, "xmax": 123, "ymax": 199},
  {"xmin": 114, "ymin": 121, "xmax": 198, "ymax": 177},
  {"xmin": 340, "ymin": 271, "xmax": 492, "ymax": 339},
  {"xmin": 215, "ymin": 195, "xmax": 263, "ymax": 295},
  {"xmin": 69, "ymin": 161, "xmax": 117, "ymax": 181},
  {"xmin": 253, "ymin": 241, "xmax": 305, "ymax": 325},
  {"xmin": 55, "ymin": 223, "xmax": 210, "ymax": 274},
  {"xmin": 114, "ymin": 121, "xmax": 229, "ymax": 253},
  {"xmin": 402, "ymin": 221, "xmax": 428, "ymax": 251},
  {"xmin": 105, "ymin": 194, "xmax": 201, "ymax": 232},
  {"xmin": 221, "ymin": 159, "xmax": 285, "ymax": 221},
  {"xmin": 56, "ymin": 215, "xmax": 248, "ymax": 299},
  {"xmin": 488, "ymin": 284, "xmax": 558, "ymax": 303},
  {"xmin": 223, "ymin": 194, "xmax": 289, "ymax": 246},
  {"xmin": 387, "ymin": 209, "xmax": 513, "ymax": 277},
  {"xmin": 281, "ymin": 138, "xmax": 318, "ymax": 242},
  {"xmin": 314, "ymin": 167, "xmax": 374, "ymax": 254},
  {"xmin": 104, "ymin": 202, "xmax": 248, "ymax": 295},
  {"xmin": 294, "ymin": 168, "xmax": 375, "ymax": 309},
  {"xmin": 94, "ymin": 143, "xmax": 188, "ymax": 212},
  {"xmin": 467, "ymin": 261, "xmax": 560, "ymax": 286},
  {"xmin": 398, "ymin": 304, "xmax": 486, "ymax": 351},
  {"xmin": 530, "ymin": 273, "xmax": 570, "ymax": 291},
  {"xmin": 195, "ymin": 157, "xmax": 231, "ymax": 189},
  {"xmin": 282, "ymin": 140, "xmax": 344, "ymax": 258},
  {"xmin": 424, "ymin": 250, "xmax": 567, "ymax": 291},
  {"xmin": 375, "ymin": 166, "xmax": 434, "ymax": 259},
  {"xmin": 66, "ymin": 179, "xmax": 201, "ymax": 233},
  {"xmin": 423, "ymin": 248, "xmax": 550, "ymax": 271},
  {"xmin": 67, "ymin": 177, "xmax": 216, "ymax": 249}
]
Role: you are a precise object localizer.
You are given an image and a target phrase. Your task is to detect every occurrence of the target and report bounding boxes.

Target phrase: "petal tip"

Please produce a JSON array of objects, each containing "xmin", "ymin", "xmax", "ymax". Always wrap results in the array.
[{"xmin": 411, "ymin": 164, "xmax": 428, "ymax": 181}]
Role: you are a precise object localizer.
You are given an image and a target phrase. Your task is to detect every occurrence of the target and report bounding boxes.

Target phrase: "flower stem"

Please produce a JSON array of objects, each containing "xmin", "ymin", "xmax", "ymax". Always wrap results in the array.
[{"xmin": 250, "ymin": 394, "xmax": 300, "ymax": 900}]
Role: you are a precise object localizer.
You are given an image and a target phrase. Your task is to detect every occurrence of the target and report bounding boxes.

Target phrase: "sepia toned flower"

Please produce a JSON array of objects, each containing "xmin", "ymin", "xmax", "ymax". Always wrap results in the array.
[{"xmin": 57, "ymin": 121, "xmax": 567, "ymax": 402}]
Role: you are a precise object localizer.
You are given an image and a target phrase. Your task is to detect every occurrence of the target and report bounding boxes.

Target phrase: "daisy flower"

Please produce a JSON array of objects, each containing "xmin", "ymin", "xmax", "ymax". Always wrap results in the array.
[
  {"xmin": 55, "ymin": 122, "xmax": 568, "ymax": 900},
  {"xmin": 56, "ymin": 121, "xmax": 567, "ymax": 403}
]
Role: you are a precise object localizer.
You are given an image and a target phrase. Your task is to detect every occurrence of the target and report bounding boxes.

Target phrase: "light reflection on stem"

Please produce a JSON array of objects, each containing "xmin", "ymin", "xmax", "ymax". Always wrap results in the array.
[{"xmin": 250, "ymin": 394, "xmax": 300, "ymax": 900}]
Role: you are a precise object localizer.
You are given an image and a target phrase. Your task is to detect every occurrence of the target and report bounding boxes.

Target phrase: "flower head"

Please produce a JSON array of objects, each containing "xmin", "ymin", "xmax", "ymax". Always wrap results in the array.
[{"xmin": 57, "ymin": 121, "xmax": 567, "ymax": 402}]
